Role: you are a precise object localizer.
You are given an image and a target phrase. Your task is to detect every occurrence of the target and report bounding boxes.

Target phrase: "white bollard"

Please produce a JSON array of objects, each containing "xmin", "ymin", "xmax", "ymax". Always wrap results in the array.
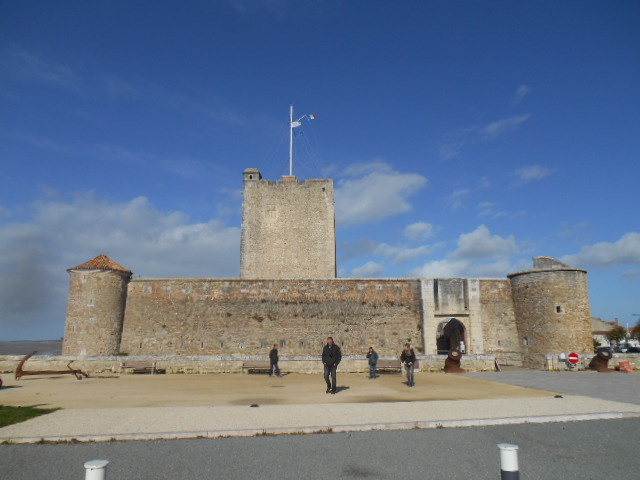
[
  {"xmin": 84, "ymin": 459, "xmax": 109, "ymax": 480},
  {"xmin": 497, "ymin": 443, "xmax": 519, "ymax": 480}
]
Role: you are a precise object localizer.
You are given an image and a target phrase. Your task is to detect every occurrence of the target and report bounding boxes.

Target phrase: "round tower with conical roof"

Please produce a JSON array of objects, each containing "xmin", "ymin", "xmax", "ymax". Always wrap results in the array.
[
  {"xmin": 508, "ymin": 256, "xmax": 593, "ymax": 366},
  {"xmin": 62, "ymin": 254, "xmax": 132, "ymax": 356}
]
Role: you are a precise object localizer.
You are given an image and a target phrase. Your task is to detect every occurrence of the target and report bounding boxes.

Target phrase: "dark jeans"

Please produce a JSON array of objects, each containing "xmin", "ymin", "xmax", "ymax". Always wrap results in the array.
[
  {"xmin": 369, "ymin": 364, "xmax": 377, "ymax": 378},
  {"xmin": 405, "ymin": 364, "xmax": 415, "ymax": 386},
  {"xmin": 324, "ymin": 364, "xmax": 337, "ymax": 391},
  {"xmin": 270, "ymin": 362, "xmax": 280, "ymax": 376}
]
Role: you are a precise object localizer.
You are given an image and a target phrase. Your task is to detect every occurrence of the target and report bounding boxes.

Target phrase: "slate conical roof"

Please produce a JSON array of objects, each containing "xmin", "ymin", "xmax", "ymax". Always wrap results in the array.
[{"xmin": 68, "ymin": 254, "xmax": 132, "ymax": 274}]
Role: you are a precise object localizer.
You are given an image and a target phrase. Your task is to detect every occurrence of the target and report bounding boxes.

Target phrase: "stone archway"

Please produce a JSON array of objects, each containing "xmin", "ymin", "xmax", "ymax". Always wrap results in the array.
[{"xmin": 436, "ymin": 318, "xmax": 466, "ymax": 354}]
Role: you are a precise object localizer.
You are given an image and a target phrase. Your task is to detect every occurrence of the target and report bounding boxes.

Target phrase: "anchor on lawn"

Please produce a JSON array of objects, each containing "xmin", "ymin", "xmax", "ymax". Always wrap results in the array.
[{"xmin": 14, "ymin": 351, "xmax": 89, "ymax": 380}]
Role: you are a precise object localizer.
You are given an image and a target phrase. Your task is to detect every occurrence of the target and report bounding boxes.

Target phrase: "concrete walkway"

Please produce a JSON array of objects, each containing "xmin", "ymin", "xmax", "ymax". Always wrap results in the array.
[{"xmin": 1, "ymin": 371, "xmax": 639, "ymax": 443}]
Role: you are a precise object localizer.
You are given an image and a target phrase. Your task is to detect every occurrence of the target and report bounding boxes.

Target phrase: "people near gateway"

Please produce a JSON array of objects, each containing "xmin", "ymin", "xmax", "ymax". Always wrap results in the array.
[
  {"xmin": 269, "ymin": 344, "xmax": 282, "ymax": 377},
  {"xmin": 322, "ymin": 336, "xmax": 342, "ymax": 394},
  {"xmin": 366, "ymin": 346, "xmax": 379, "ymax": 379},
  {"xmin": 400, "ymin": 343, "xmax": 416, "ymax": 387}
]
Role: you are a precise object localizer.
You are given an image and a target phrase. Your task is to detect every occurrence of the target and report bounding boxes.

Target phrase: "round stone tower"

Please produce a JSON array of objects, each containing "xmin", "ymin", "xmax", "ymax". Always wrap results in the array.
[
  {"xmin": 508, "ymin": 256, "xmax": 593, "ymax": 365},
  {"xmin": 61, "ymin": 254, "xmax": 132, "ymax": 356}
]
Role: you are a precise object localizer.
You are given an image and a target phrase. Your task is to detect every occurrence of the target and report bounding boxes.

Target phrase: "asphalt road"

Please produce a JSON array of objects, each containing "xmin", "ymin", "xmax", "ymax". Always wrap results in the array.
[
  {"xmin": 2, "ymin": 418, "xmax": 639, "ymax": 480},
  {"xmin": 465, "ymin": 370, "xmax": 640, "ymax": 405}
]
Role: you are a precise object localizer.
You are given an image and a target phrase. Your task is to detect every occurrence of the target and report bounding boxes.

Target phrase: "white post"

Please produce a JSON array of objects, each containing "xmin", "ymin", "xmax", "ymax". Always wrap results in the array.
[
  {"xmin": 497, "ymin": 444, "xmax": 519, "ymax": 479},
  {"xmin": 289, "ymin": 104, "xmax": 294, "ymax": 177},
  {"xmin": 84, "ymin": 460, "xmax": 109, "ymax": 480}
]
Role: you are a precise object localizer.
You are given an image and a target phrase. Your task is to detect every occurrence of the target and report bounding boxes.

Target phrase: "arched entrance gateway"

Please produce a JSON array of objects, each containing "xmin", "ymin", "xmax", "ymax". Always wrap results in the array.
[{"xmin": 436, "ymin": 318, "xmax": 467, "ymax": 354}]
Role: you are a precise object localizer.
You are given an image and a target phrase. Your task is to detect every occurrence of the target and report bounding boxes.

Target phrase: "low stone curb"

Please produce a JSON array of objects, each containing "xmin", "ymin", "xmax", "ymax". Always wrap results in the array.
[{"xmin": 3, "ymin": 411, "xmax": 636, "ymax": 444}]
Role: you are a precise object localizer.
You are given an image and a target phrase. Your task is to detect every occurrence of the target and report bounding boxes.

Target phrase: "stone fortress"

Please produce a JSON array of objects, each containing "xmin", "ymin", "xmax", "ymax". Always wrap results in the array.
[{"xmin": 62, "ymin": 169, "xmax": 594, "ymax": 370}]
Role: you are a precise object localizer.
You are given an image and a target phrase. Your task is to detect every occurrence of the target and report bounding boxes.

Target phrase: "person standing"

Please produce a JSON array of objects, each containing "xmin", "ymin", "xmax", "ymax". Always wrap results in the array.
[
  {"xmin": 269, "ymin": 344, "xmax": 281, "ymax": 377},
  {"xmin": 366, "ymin": 346, "xmax": 379, "ymax": 379},
  {"xmin": 322, "ymin": 337, "xmax": 342, "ymax": 394},
  {"xmin": 400, "ymin": 343, "xmax": 416, "ymax": 387}
]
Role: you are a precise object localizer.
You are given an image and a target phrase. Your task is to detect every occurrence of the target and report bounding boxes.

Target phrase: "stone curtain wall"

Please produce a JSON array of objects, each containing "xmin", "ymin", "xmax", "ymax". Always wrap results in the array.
[
  {"xmin": 62, "ymin": 270, "xmax": 129, "ymax": 356},
  {"xmin": 0, "ymin": 354, "xmax": 499, "ymax": 375},
  {"xmin": 240, "ymin": 173, "xmax": 336, "ymax": 279},
  {"xmin": 478, "ymin": 279, "xmax": 523, "ymax": 364},
  {"xmin": 509, "ymin": 269, "xmax": 593, "ymax": 359},
  {"xmin": 120, "ymin": 279, "xmax": 423, "ymax": 356}
]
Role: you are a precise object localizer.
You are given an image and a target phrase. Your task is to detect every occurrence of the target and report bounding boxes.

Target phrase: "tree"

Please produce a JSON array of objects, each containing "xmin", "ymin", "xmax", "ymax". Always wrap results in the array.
[
  {"xmin": 632, "ymin": 319, "xmax": 640, "ymax": 341},
  {"xmin": 607, "ymin": 325, "xmax": 627, "ymax": 345}
]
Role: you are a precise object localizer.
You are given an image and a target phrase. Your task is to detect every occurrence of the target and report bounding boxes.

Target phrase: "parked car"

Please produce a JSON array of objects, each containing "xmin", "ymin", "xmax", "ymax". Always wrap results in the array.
[{"xmin": 625, "ymin": 347, "xmax": 640, "ymax": 353}]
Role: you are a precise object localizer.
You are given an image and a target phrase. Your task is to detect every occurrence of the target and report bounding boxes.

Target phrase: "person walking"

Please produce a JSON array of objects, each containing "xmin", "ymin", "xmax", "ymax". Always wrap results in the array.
[
  {"xmin": 400, "ymin": 343, "xmax": 416, "ymax": 387},
  {"xmin": 366, "ymin": 346, "xmax": 379, "ymax": 379},
  {"xmin": 269, "ymin": 344, "xmax": 281, "ymax": 377},
  {"xmin": 322, "ymin": 337, "xmax": 342, "ymax": 394}
]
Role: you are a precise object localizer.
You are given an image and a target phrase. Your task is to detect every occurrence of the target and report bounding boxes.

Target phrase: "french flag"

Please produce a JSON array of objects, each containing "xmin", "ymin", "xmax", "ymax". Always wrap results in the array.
[{"xmin": 309, "ymin": 114, "xmax": 317, "ymax": 120}]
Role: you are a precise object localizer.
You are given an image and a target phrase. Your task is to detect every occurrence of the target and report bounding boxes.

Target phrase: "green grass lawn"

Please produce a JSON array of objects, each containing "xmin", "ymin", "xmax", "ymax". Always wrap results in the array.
[{"xmin": 0, "ymin": 405, "xmax": 59, "ymax": 428}]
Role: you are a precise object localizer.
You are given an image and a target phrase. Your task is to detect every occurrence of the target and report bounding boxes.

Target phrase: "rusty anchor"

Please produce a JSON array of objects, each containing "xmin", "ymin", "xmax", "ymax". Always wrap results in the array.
[
  {"xmin": 444, "ymin": 349, "xmax": 466, "ymax": 373},
  {"xmin": 14, "ymin": 351, "xmax": 89, "ymax": 380}
]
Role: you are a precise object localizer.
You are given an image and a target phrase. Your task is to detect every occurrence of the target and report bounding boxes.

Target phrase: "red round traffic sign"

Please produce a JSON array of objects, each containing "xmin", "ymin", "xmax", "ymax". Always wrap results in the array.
[{"xmin": 568, "ymin": 352, "xmax": 580, "ymax": 365}]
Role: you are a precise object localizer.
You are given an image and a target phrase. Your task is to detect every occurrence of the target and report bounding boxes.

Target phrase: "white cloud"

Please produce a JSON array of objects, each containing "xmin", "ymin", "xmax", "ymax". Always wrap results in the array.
[
  {"xmin": 335, "ymin": 161, "xmax": 427, "ymax": 226},
  {"xmin": 476, "ymin": 201, "xmax": 509, "ymax": 219},
  {"xmin": 480, "ymin": 114, "xmax": 531, "ymax": 139},
  {"xmin": 102, "ymin": 74, "xmax": 139, "ymax": 97},
  {"xmin": 557, "ymin": 221, "xmax": 589, "ymax": 238},
  {"xmin": 408, "ymin": 258, "xmax": 470, "ymax": 278},
  {"xmin": 0, "ymin": 204, "xmax": 11, "ymax": 218},
  {"xmin": 446, "ymin": 189, "xmax": 470, "ymax": 211},
  {"xmin": 408, "ymin": 225, "xmax": 521, "ymax": 278},
  {"xmin": 375, "ymin": 244, "xmax": 430, "ymax": 264},
  {"xmin": 404, "ymin": 222, "xmax": 436, "ymax": 242},
  {"xmin": 511, "ymin": 84, "xmax": 530, "ymax": 105},
  {"xmin": 351, "ymin": 261, "xmax": 384, "ymax": 278},
  {"xmin": 439, "ymin": 143, "xmax": 462, "ymax": 160},
  {"xmin": 0, "ymin": 45, "xmax": 82, "ymax": 92},
  {"xmin": 477, "ymin": 201, "xmax": 496, "ymax": 217},
  {"xmin": 0, "ymin": 194, "xmax": 240, "ymax": 340},
  {"xmin": 454, "ymin": 225, "xmax": 517, "ymax": 259},
  {"xmin": 562, "ymin": 232, "xmax": 640, "ymax": 269},
  {"xmin": 438, "ymin": 113, "xmax": 530, "ymax": 160},
  {"xmin": 511, "ymin": 165, "xmax": 555, "ymax": 185},
  {"xmin": 622, "ymin": 269, "xmax": 640, "ymax": 281}
]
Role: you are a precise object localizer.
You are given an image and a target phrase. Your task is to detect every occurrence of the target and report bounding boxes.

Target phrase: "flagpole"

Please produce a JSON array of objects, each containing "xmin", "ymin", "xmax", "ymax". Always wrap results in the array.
[{"xmin": 289, "ymin": 104, "xmax": 294, "ymax": 177}]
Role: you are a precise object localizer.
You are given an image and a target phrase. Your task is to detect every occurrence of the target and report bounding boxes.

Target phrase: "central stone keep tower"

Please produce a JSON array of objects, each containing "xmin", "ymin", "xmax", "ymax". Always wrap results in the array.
[{"xmin": 240, "ymin": 168, "xmax": 336, "ymax": 279}]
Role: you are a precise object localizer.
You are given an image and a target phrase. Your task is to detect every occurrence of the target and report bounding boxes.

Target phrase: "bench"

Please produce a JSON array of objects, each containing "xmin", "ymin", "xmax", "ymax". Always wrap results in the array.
[
  {"xmin": 120, "ymin": 359, "xmax": 157, "ymax": 375},
  {"xmin": 242, "ymin": 360, "xmax": 273, "ymax": 375},
  {"xmin": 376, "ymin": 359, "xmax": 403, "ymax": 374}
]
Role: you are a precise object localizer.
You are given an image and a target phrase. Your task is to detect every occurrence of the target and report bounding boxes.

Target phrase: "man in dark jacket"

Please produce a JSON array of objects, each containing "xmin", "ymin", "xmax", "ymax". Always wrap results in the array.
[
  {"xmin": 400, "ymin": 343, "xmax": 416, "ymax": 387},
  {"xmin": 322, "ymin": 337, "xmax": 342, "ymax": 394},
  {"xmin": 366, "ymin": 346, "xmax": 379, "ymax": 379},
  {"xmin": 269, "ymin": 344, "xmax": 281, "ymax": 377}
]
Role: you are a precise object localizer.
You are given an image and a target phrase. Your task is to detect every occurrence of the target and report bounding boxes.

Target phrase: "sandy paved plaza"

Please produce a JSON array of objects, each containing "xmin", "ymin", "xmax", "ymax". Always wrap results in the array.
[{"xmin": 1, "ymin": 371, "xmax": 555, "ymax": 409}]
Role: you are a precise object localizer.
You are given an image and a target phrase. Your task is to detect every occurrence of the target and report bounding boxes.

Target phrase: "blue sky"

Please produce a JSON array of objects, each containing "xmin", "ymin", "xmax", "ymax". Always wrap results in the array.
[{"xmin": 1, "ymin": 1, "xmax": 639, "ymax": 340}]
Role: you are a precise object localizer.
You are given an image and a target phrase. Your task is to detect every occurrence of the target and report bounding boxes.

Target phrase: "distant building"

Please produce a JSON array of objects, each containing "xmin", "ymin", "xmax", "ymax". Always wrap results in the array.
[{"xmin": 592, "ymin": 317, "xmax": 616, "ymax": 347}]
